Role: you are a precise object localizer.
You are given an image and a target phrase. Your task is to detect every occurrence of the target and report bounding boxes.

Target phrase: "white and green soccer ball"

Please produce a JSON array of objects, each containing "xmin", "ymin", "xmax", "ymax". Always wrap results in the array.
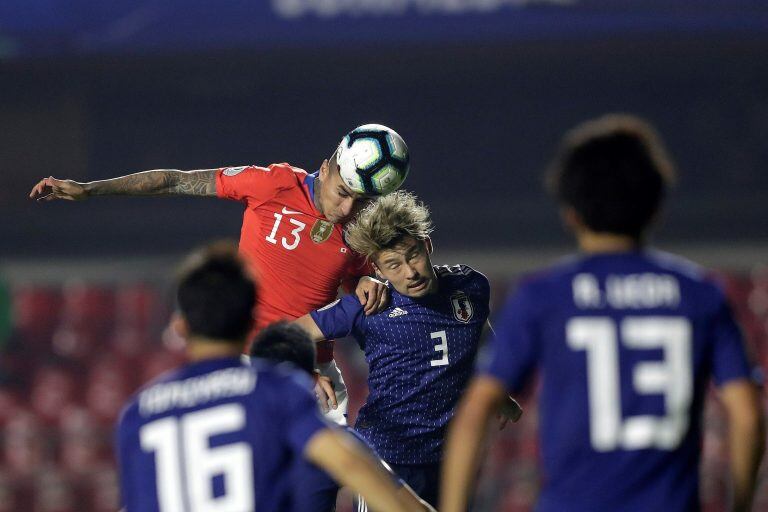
[{"xmin": 336, "ymin": 124, "xmax": 410, "ymax": 196}]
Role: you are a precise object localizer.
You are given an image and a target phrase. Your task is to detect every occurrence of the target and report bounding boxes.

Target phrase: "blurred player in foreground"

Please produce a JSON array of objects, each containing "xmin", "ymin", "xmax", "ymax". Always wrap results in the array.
[
  {"xmin": 441, "ymin": 114, "xmax": 765, "ymax": 512},
  {"xmin": 295, "ymin": 191, "xmax": 522, "ymax": 508},
  {"xmin": 29, "ymin": 124, "xmax": 410, "ymax": 424},
  {"xmin": 116, "ymin": 243, "xmax": 422, "ymax": 512},
  {"xmin": 249, "ymin": 321, "xmax": 436, "ymax": 512}
]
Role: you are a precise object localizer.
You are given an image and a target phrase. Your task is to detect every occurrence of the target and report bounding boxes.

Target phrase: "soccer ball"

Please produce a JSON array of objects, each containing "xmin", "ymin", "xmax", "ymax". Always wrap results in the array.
[{"xmin": 336, "ymin": 124, "xmax": 410, "ymax": 196}]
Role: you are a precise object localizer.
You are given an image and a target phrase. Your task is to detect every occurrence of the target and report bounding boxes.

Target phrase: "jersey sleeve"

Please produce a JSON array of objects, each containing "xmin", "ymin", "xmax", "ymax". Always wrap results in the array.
[
  {"xmin": 709, "ymin": 287, "xmax": 754, "ymax": 387},
  {"xmin": 309, "ymin": 295, "xmax": 366, "ymax": 340},
  {"xmin": 215, "ymin": 164, "xmax": 296, "ymax": 205},
  {"xmin": 480, "ymin": 282, "xmax": 539, "ymax": 394}
]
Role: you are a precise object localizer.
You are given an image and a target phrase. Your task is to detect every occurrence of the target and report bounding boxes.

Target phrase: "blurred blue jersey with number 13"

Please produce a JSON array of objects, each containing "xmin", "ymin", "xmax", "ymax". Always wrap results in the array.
[{"xmin": 483, "ymin": 250, "xmax": 754, "ymax": 512}]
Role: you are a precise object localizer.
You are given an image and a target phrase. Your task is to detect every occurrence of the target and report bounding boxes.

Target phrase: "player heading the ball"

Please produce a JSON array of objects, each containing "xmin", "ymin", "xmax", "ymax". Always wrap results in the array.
[
  {"xmin": 29, "ymin": 123, "xmax": 410, "ymax": 425},
  {"xmin": 295, "ymin": 191, "xmax": 522, "ymax": 509}
]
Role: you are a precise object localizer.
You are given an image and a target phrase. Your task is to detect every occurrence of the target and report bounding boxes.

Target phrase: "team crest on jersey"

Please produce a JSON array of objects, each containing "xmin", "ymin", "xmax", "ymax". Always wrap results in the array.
[
  {"xmin": 310, "ymin": 220, "xmax": 334, "ymax": 243},
  {"xmin": 450, "ymin": 292, "xmax": 473, "ymax": 323},
  {"xmin": 223, "ymin": 166, "xmax": 247, "ymax": 176}
]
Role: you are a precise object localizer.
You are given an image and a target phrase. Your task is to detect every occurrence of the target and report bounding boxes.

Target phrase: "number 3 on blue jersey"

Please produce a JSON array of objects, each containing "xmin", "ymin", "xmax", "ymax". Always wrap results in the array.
[
  {"xmin": 567, "ymin": 316, "xmax": 693, "ymax": 452},
  {"xmin": 140, "ymin": 403, "xmax": 255, "ymax": 511},
  {"xmin": 430, "ymin": 330, "xmax": 449, "ymax": 366}
]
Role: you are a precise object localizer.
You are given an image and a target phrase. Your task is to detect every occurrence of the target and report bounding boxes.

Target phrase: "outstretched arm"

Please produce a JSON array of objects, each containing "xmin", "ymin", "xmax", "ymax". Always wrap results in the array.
[
  {"xmin": 305, "ymin": 428, "xmax": 424, "ymax": 512},
  {"xmin": 29, "ymin": 169, "xmax": 217, "ymax": 201},
  {"xmin": 440, "ymin": 375, "xmax": 507, "ymax": 512},
  {"xmin": 720, "ymin": 379, "xmax": 765, "ymax": 512}
]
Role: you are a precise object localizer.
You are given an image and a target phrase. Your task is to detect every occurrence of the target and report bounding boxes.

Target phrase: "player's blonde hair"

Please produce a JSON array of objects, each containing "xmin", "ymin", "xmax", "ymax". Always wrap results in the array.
[{"xmin": 345, "ymin": 191, "xmax": 433, "ymax": 260}]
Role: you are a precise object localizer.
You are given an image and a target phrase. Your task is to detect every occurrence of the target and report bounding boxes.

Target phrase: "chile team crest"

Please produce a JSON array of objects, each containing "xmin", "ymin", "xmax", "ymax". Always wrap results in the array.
[
  {"xmin": 451, "ymin": 291, "xmax": 473, "ymax": 323},
  {"xmin": 310, "ymin": 219, "xmax": 334, "ymax": 243}
]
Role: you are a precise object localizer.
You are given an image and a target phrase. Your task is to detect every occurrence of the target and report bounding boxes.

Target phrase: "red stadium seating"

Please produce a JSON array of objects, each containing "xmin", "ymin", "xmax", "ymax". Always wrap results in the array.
[{"xmin": 2, "ymin": 272, "xmax": 767, "ymax": 511}]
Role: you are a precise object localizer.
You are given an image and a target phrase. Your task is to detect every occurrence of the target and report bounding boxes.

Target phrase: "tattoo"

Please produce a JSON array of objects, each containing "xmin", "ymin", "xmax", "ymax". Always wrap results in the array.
[
  {"xmin": 168, "ymin": 170, "xmax": 217, "ymax": 196},
  {"xmin": 88, "ymin": 170, "xmax": 216, "ymax": 197}
]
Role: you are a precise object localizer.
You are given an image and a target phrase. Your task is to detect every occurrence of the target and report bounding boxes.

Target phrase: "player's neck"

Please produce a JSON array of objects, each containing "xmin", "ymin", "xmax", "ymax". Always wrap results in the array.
[
  {"xmin": 576, "ymin": 231, "xmax": 641, "ymax": 254},
  {"xmin": 186, "ymin": 338, "xmax": 245, "ymax": 361}
]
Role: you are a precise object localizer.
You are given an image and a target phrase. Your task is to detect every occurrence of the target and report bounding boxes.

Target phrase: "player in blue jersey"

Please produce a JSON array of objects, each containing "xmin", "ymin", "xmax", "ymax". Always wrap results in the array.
[
  {"xmin": 441, "ymin": 114, "xmax": 765, "ymax": 512},
  {"xmin": 249, "ymin": 321, "xmax": 436, "ymax": 512},
  {"xmin": 294, "ymin": 191, "xmax": 521, "ymax": 508},
  {"xmin": 115, "ymin": 242, "xmax": 424, "ymax": 512}
]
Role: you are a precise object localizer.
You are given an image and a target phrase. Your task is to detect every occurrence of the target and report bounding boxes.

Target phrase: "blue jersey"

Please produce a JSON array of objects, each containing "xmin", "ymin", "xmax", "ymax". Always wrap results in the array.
[
  {"xmin": 311, "ymin": 264, "xmax": 490, "ymax": 464},
  {"xmin": 483, "ymin": 250, "xmax": 753, "ymax": 512},
  {"xmin": 117, "ymin": 357, "xmax": 329, "ymax": 512}
]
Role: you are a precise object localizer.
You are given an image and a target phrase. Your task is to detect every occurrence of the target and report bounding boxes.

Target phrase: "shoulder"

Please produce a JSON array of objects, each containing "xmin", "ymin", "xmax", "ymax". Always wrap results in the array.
[
  {"xmin": 435, "ymin": 264, "xmax": 490, "ymax": 304},
  {"xmin": 248, "ymin": 360, "xmax": 317, "ymax": 412},
  {"xmin": 250, "ymin": 359, "xmax": 315, "ymax": 393},
  {"xmin": 220, "ymin": 163, "xmax": 306, "ymax": 188},
  {"xmin": 437, "ymin": 263, "xmax": 488, "ymax": 287},
  {"xmin": 643, "ymin": 249, "xmax": 729, "ymax": 308},
  {"xmin": 436, "ymin": 264, "xmax": 489, "ymax": 288}
]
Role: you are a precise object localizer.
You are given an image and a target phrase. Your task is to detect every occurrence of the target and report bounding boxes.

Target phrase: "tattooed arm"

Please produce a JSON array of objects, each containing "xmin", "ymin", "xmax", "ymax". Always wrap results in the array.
[{"xmin": 29, "ymin": 169, "xmax": 217, "ymax": 201}]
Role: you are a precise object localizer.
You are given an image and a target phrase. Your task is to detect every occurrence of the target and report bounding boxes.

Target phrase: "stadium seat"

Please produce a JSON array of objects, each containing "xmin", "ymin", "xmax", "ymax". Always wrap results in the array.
[
  {"xmin": 58, "ymin": 407, "xmax": 107, "ymax": 473},
  {"xmin": 11, "ymin": 285, "xmax": 62, "ymax": 350},
  {"xmin": 2, "ymin": 408, "xmax": 48, "ymax": 476},
  {"xmin": 32, "ymin": 467, "xmax": 83, "ymax": 512},
  {"xmin": 30, "ymin": 366, "xmax": 79, "ymax": 425},
  {"xmin": 84, "ymin": 358, "xmax": 131, "ymax": 425}
]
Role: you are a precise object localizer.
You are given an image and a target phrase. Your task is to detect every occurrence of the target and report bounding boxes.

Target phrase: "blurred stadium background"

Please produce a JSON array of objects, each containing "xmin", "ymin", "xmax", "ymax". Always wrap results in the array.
[{"xmin": 1, "ymin": 1, "xmax": 768, "ymax": 510}]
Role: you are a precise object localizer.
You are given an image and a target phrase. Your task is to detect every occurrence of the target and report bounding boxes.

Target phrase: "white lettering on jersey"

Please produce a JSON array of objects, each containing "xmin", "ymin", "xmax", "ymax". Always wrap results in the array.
[
  {"xmin": 141, "ymin": 403, "xmax": 255, "ymax": 511},
  {"xmin": 567, "ymin": 316, "xmax": 692, "ymax": 451},
  {"xmin": 606, "ymin": 274, "xmax": 680, "ymax": 309},
  {"xmin": 139, "ymin": 368, "xmax": 256, "ymax": 417},
  {"xmin": 573, "ymin": 273, "xmax": 603, "ymax": 309},
  {"xmin": 572, "ymin": 273, "xmax": 681, "ymax": 309}
]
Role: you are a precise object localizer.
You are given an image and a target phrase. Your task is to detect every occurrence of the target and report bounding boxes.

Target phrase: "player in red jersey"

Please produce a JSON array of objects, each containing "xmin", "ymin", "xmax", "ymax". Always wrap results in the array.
[{"xmin": 29, "ymin": 124, "xmax": 410, "ymax": 424}]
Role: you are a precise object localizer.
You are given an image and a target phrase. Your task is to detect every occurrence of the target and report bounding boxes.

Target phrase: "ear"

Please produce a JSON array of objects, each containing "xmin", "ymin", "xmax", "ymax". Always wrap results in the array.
[
  {"xmin": 171, "ymin": 312, "xmax": 190, "ymax": 340},
  {"xmin": 561, "ymin": 207, "xmax": 583, "ymax": 233},
  {"xmin": 319, "ymin": 159, "xmax": 329, "ymax": 179},
  {"xmin": 371, "ymin": 262, "xmax": 384, "ymax": 280}
]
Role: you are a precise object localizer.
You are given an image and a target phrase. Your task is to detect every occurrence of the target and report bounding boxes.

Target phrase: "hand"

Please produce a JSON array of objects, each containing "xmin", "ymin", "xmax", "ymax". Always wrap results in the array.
[
  {"xmin": 314, "ymin": 372, "xmax": 338, "ymax": 413},
  {"xmin": 355, "ymin": 276, "xmax": 389, "ymax": 315},
  {"xmin": 29, "ymin": 176, "xmax": 88, "ymax": 201},
  {"xmin": 497, "ymin": 395, "xmax": 523, "ymax": 430}
]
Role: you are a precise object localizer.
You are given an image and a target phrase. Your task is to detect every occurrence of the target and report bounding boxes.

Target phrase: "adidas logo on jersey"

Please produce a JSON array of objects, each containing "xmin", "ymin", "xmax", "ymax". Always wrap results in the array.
[{"xmin": 388, "ymin": 307, "xmax": 408, "ymax": 318}]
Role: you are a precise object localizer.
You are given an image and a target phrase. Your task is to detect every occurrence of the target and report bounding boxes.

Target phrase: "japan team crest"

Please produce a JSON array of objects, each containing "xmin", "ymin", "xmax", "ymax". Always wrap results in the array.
[
  {"xmin": 450, "ymin": 291, "xmax": 473, "ymax": 323},
  {"xmin": 310, "ymin": 219, "xmax": 334, "ymax": 243}
]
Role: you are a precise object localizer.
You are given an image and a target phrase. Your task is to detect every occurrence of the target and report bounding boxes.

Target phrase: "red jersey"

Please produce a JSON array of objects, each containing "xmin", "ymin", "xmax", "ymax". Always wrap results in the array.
[{"xmin": 216, "ymin": 163, "xmax": 371, "ymax": 359}]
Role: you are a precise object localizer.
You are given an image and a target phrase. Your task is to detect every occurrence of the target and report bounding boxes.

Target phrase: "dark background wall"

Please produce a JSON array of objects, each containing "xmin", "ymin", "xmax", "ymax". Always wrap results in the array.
[{"xmin": 3, "ymin": 26, "xmax": 767, "ymax": 258}]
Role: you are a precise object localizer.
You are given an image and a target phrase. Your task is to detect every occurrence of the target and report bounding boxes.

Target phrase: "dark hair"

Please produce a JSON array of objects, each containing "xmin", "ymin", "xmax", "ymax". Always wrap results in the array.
[
  {"xmin": 249, "ymin": 322, "xmax": 316, "ymax": 376},
  {"xmin": 176, "ymin": 241, "xmax": 256, "ymax": 342},
  {"xmin": 546, "ymin": 114, "xmax": 676, "ymax": 239}
]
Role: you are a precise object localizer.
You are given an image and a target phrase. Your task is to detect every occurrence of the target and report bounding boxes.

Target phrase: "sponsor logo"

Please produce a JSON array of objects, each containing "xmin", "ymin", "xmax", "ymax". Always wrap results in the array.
[
  {"xmin": 310, "ymin": 219, "xmax": 334, "ymax": 243},
  {"xmin": 451, "ymin": 292, "xmax": 473, "ymax": 323},
  {"xmin": 281, "ymin": 206, "xmax": 302, "ymax": 215},
  {"xmin": 223, "ymin": 166, "xmax": 247, "ymax": 176},
  {"xmin": 388, "ymin": 307, "xmax": 408, "ymax": 318}
]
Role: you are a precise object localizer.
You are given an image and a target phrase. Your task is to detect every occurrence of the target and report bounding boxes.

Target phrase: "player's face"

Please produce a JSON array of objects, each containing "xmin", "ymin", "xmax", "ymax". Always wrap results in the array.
[
  {"xmin": 318, "ymin": 158, "xmax": 372, "ymax": 224},
  {"xmin": 373, "ymin": 237, "xmax": 437, "ymax": 298}
]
